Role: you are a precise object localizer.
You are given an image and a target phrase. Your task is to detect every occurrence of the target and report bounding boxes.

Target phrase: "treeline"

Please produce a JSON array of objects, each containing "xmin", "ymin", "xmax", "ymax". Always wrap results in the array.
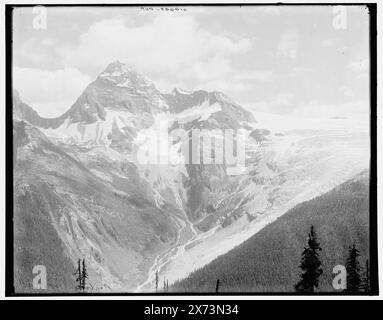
[
  {"xmin": 294, "ymin": 226, "xmax": 369, "ymax": 293},
  {"xmin": 72, "ymin": 258, "xmax": 112, "ymax": 292},
  {"xmin": 170, "ymin": 171, "xmax": 370, "ymax": 293},
  {"xmin": 14, "ymin": 184, "xmax": 76, "ymax": 293}
]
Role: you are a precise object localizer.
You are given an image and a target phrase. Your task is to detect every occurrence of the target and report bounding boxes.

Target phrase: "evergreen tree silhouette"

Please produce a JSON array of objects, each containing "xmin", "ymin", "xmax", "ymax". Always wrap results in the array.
[
  {"xmin": 81, "ymin": 259, "xmax": 88, "ymax": 291},
  {"xmin": 215, "ymin": 279, "xmax": 220, "ymax": 293},
  {"xmin": 73, "ymin": 258, "xmax": 89, "ymax": 291},
  {"xmin": 74, "ymin": 259, "xmax": 82, "ymax": 290},
  {"xmin": 361, "ymin": 259, "xmax": 370, "ymax": 293},
  {"xmin": 344, "ymin": 244, "xmax": 362, "ymax": 293},
  {"xmin": 295, "ymin": 226, "xmax": 323, "ymax": 292},
  {"xmin": 155, "ymin": 271, "xmax": 159, "ymax": 293}
]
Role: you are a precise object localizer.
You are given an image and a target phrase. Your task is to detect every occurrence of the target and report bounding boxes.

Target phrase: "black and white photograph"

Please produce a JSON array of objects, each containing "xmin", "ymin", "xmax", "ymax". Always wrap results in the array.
[{"xmin": 2, "ymin": 1, "xmax": 380, "ymax": 301}]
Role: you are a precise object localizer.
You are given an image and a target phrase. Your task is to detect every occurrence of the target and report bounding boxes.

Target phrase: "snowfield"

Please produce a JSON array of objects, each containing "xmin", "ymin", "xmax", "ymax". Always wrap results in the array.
[
  {"xmin": 133, "ymin": 113, "xmax": 370, "ymax": 291},
  {"xmin": 13, "ymin": 61, "xmax": 370, "ymax": 293},
  {"xmin": 41, "ymin": 105, "xmax": 369, "ymax": 292}
]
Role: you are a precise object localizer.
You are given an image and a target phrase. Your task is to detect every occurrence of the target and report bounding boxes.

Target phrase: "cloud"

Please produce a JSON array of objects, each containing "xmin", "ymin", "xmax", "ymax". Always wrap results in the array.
[
  {"xmin": 258, "ymin": 7, "xmax": 281, "ymax": 16},
  {"xmin": 322, "ymin": 39, "xmax": 334, "ymax": 47},
  {"xmin": 348, "ymin": 58, "xmax": 368, "ymax": 72},
  {"xmin": 194, "ymin": 79, "xmax": 251, "ymax": 96},
  {"xmin": 192, "ymin": 70, "xmax": 273, "ymax": 99},
  {"xmin": 41, "ymin": 38, "xmax": 58, "ymax": 46},
  {"xmin": 233, "ymin": 71, "xmax": 274, "ymax": 82},
  {"xmin": 15, "ymin": 38, "xmax": 54, "ymax": 65},
  {"xmin": 339, "ymin": 86, "xmax": 355, "ymax": 98},
  {"xmin": 276, "ymin": 29, "xmax": 298, "ymax": 60},
  {"xmin": 272, "ymin": 93, "xmax": 294, "ymax": 107},
  {"xmin": 245, "ymin": 93, "xmax": 295, "ymax": 114},
  {"xmin": 292, "ymin": 100, "xmax": 369, "ymax": 118},
  {"xmin": 292, "ymin": 67, "xmax": 312, "ymax": 74},
  {"xmin": 347, "ymin": 58, "xmax": 369, "ymax": 81},
  {"xmin": 249, "ymin": 98, "xmax": 368, "ymax": 119},
  {"xmin": 12, "ymin": 7, "xmax": 370, "ymax": 120},
  {"xmin": 58, "ymin": 15, "xmax": 251, "ymax": 84},
  {"xmin": 13, "ymin": 67, "xmax": 91, "ymax": 117}
]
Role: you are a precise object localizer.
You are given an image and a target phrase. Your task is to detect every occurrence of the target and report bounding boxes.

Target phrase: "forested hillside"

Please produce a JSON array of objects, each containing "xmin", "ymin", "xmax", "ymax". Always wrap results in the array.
[{"xmin": 171, "ymin": 171, "xmax": 370, "ymax": 292}]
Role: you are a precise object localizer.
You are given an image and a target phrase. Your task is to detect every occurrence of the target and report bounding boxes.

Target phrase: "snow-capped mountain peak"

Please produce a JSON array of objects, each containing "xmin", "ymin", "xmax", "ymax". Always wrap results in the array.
[
  {"xmin": 171, "ymin": 87, "xmax": 192, "ymax": 95},
  {"xmin": 13, "ymin": 61, "xmax": 258, "ymax": 150},
  {"xmin": 98, "ymin": 60, "xmax": 155, "ymax": 90},
  {"xmin": 103, "ymin": 59, "xmax": 134, "ymax": 73},
  {"xmin": 13, "ymin": 61, "xmax": 370, "ymax": 293}
]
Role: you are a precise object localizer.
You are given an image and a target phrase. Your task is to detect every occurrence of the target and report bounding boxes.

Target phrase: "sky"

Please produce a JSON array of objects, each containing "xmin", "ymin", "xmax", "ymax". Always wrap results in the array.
[{"xmin": 12, "ymin": 5, "xmax": 370, "ymax": 118}]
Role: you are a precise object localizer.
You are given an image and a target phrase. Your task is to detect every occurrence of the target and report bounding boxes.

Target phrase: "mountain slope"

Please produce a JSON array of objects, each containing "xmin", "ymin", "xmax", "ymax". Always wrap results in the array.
[
  {"xmin": 13, "ymin": 61, "xmax": 369, "ymax": 292},
  {"xmin": 13, "ymin": 120, "xmax": 182, "ymax": 292},
  {"xmin": 13, "ymin": 60, "xmax": 260, "ymax": 235},
  {"xmin": 171, "ymin": 171, "xmax": 370, "ymax": 292},
  {"xmin": 13, "ymin": 61, "xmax": 262, "ymax": 292}
]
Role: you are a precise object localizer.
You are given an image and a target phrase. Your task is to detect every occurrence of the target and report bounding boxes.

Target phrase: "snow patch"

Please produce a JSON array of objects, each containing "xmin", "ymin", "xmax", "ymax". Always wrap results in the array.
[{"xmin": 175, "ymin": 101, "xmax": 221, "ymax": 124}]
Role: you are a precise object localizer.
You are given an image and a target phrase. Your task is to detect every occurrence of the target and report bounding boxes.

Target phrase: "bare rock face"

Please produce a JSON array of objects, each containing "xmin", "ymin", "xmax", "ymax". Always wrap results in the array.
[
  {"xmin": 13, "ymin": 60, "xmax": 260, "ymax": 291},
  {"xmin": 13, "ymin": 90, "xmax": 64, "ymax": 129},
  {"xmin": 13, "ymin": 61, "xmax": 369, "ymax": 293},
  {"xmin": 13, "ymin": 120, "xmax": 180, "ymax": 292}
]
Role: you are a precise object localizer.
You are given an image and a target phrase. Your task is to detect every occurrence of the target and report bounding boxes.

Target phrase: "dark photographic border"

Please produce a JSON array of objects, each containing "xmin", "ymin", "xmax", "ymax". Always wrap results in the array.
[{"xmin": 5, "ymin": 2, "xmax": 378, "ymax": 297}]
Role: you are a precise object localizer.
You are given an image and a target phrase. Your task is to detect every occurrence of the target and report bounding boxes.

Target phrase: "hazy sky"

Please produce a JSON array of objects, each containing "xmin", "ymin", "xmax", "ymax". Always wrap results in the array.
[{"xmin": 13, "ymin": 5, "xmax": 370, "ymax": 118}]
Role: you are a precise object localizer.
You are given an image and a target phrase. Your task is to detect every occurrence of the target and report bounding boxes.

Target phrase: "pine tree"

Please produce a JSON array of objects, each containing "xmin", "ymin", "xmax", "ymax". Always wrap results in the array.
[
  {"xmin": 361, "ymin": 260, "xmax": 370, "ymax": 293},
  {"xmin": 81, "ymin": 259, "xmax": 88, "ymax": 291},
  {"xmin": 74, "ymin": 259, "xmax": 82, "ymax": 291},
  {"xmin": 295, "ymin": 226, "xmax": 323, "ymax": 293},
  {"xmin": 344, "ymin": 244, "xmax": 362, "ymax": 293},
  {"xmin": 215, "ymin": 279, "xmax": 220, "ymax": 293},
  {"xmin": 155, "ymin": 271, "xmax": 159, "ymax": 293}
]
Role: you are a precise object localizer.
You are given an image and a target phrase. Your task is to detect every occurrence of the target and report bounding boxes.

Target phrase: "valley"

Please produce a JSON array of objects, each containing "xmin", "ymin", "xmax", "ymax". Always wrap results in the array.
[{"xmin": 13, "ymin": 61, "xmax": 370, "ymax": 293}]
